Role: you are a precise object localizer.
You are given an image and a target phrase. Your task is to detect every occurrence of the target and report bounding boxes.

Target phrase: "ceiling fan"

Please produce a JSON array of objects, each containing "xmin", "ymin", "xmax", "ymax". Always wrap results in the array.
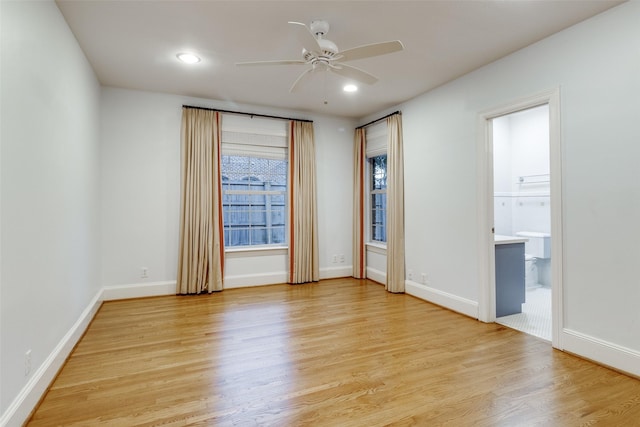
[{"xmin": 236, "ymin": 20, "xmax": 404, "ymax": 93}]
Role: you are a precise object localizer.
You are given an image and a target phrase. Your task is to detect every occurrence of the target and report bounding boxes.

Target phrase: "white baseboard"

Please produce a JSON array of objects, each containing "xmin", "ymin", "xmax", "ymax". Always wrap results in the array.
[
  {"xmin": 101, "ymin": 269, "xmax": 354, "ymax": 297},
  {"xmin": 405, "ymin": 280, "xmax": 479, "ymax": 319},
  {"xmin": 319, "ymin": 266, "xmax": 352, "ymax": 280},
  {"xmin": 0, "ymin": 289, "xmax": 103, "ymax": 427},
  {"xmin": 102, "ymin": 281, "xmax": 176, "ymax": 300},
  {"xmin": 224, "ymin": 272, "xmax": 288, "ymax": 288},
  {"xmin": 226, "ymin": 266, "xmax": 352, "ymax": 287},
  {"xmin": 366, "ymin": 267, "xmax": 386, "ymax": 285},
  {"xmin": 562, "ymin": 329, "xmax": 640, "ymax": 378},
  {"xmin": 102, "ymin": 276, "xmax": 289, "ymax": 296}
]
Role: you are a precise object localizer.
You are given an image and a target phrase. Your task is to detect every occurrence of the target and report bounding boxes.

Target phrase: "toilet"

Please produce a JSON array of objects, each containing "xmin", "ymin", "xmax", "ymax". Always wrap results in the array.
[{"xmin": 515, "ymin": 231, "xmax": 551, "ymax": 288}]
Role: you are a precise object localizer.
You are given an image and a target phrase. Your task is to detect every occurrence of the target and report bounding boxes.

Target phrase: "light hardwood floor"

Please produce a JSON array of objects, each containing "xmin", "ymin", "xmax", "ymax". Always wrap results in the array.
[{"xmin": 28, "ymin": 278, "xmax": 640, "ymax": 426}]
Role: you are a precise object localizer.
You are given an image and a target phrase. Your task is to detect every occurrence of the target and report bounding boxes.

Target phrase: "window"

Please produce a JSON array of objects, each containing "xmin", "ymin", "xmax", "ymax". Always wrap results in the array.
[
  {"xmin": 222, "ymin": 156, "xmax": 287, "ymax": 246},
  {"xmin": 221, "ymin": 115, "xmax": 288, "ymax": 248},
  {"xmin": 370, "ymin": 154, "xmax": 387, "ymax": 243},
  {"xmin": 365, "ymin": 121, "xmax": 388, "ymax": 244}
]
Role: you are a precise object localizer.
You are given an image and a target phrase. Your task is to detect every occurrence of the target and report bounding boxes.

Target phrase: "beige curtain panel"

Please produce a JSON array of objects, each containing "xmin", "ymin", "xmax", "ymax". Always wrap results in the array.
[
  {"xmin": 176, "ymin": 108, "xmax": 225, "ymax": 294},
  {"xmin": 288, "ymin": 120, "xmax": 320, "ymax": 284},
  {"xmin": 386, "ymin": 114, "xmax": 406, "ymax": 293},
  {"xmin": 352, "ymin": 128, "xmax": 366, "ymax": 279}
]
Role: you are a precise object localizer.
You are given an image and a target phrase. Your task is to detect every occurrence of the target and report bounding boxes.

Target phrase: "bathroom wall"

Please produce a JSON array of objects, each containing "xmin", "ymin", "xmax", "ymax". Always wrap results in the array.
[
  {"xmin": 493, "ymin": 105, "xmax": 550, "ymax": 237},
  {"xmin": 493, "ymin": 116, "xmax": 513, "ymax": 236}
]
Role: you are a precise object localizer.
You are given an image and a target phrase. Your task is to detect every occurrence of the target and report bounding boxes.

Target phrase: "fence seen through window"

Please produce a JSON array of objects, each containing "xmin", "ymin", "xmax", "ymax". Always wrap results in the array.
[{"xmin": 222, "ymin": 155, "xmax": 287, "ymax": 247}]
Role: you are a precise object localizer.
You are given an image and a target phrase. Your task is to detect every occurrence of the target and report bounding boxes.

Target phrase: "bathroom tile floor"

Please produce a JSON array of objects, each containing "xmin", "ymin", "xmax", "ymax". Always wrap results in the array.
[{"xmin": 496, "ymin": 286, "xmax": 551, "ymax": 341}]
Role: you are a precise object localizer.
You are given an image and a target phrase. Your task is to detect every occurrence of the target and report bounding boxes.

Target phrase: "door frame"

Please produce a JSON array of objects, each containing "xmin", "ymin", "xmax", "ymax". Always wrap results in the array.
[{"xmin": 476, "ymin": 88, "xmax": 564, "ymax": 349}]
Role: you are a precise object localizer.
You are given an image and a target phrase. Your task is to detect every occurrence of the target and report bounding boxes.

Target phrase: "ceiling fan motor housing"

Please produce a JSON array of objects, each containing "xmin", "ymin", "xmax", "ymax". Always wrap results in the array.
[
  {"xmin": 317, "ymin": 39, "xmax": 338, "ymax": 56},
  {"xmin": 305, "ymin": 20, "xmax": 338, "ymax": 61},
  {"xmin": 310, "ymin": 20, "xmax": 330, "ymax": 37}
]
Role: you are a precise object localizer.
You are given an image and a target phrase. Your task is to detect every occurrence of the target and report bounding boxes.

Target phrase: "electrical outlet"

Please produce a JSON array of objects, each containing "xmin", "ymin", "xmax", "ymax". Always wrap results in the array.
[
  {"xmin": 141, "ymin": 267, "xmax": 148, "ymax": 278},
  {"xmin": 332, "ymin": 255, "xmax": 337, "ymax": 263},
  {"xmin": 408, "ymin": 270, "xmax": 413, "ymax": 280},
  {"xmin": 25, "ymin": 350, "xmax": 32, "ymax": 377},
  {"xmin": 421, "ymin": 273, "xmax": 427, "ymax": 284},
  {"xmin": 339, "ymin": 254, "xmax": 345, "ymax": 263}
]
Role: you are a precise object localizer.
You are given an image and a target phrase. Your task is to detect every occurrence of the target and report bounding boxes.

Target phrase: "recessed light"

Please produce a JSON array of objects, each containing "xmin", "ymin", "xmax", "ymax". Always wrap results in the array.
[
  {"xmin": 343, "ymin": 84, "xmax": 358, "ymax": 93},
  {"xmin": 177, "ymin": 52, "xmax": 201, "ymax": 64}
]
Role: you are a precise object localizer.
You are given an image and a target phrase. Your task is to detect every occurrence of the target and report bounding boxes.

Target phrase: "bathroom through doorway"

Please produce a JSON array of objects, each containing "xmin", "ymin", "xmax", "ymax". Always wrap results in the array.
[
  {"xmin": 476, "ymin": 88, "xmax": 563, "ymax": 349},
  {"xmin": 492, "ymin": 105, "xmax": 552, "ymax": 341}
]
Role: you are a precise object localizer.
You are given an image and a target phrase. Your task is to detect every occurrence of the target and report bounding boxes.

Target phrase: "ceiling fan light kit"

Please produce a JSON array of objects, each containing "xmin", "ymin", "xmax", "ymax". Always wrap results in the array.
[{"xmin": 236, "ymin": 20, "xmax": 404, "ymax": 93}]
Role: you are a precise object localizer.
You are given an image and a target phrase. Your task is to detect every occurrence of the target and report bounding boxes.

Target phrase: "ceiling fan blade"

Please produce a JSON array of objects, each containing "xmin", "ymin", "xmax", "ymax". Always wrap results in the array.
[
  {"xmin": 236, "ymin": 60, "xmax": 306, "ymax": 67},
  {"xmin": 289, "ymin": 68, "xmax": 313, "ymax": 93},
  {"xmin": 288, "ymin": 21, "xmax": 321, "ymax": 54},
  {"xmin": 338, "ymin": 40, "xmax": 404, "ymax": 62},
  {"xmin": 330, "ymin": 63, "xmax": 378, "ymax": 85}
]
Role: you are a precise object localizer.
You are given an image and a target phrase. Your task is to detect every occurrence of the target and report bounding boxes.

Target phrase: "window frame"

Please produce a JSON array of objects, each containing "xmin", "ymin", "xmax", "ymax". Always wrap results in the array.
[
  {"xmin": 368, "ymin": 153, "xmax": 387, "ymax": 245},
  {"xmin": 364, "ymin": 121, "xmax": 389, "ymax": 247},
  {"xmin": 220, "ymin": 114, "xmax": 289, "ymax": 250}
]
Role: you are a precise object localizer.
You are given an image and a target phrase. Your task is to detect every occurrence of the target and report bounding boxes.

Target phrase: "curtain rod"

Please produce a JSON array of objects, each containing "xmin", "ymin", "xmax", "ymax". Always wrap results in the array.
[
  {"xmin": 182, "ymin": 105, "xmax": 313, "ymax": 123},
  {"xmin": 356, "ymin": 111, "xmax": 401, "ymax": 129}
]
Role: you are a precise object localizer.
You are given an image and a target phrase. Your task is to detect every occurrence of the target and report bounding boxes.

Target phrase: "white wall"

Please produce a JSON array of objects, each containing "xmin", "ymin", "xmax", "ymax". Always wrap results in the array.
[
  {"xmin": 509, "ymin": 106, "xmax": 551, "ymax": 236},
  {"xmin": 494, "ymin": 106, "xmax": 550, "ymax": 236},
  {"xmin": 389, "ymin": 1, "xmax": 640, "ymax": 368},
  {"xmin": 100, "ymin": 89, "xmax": 181, "ymax": 288},
  {"xmin": 0, "ymin": 0, "xmax": 102, "ymax": 421},
  {"xmin": 366, "ymin": 246, "xmax": 387, "ymax": 284},
  {"xmin": 100, "ymin": 87, "xmax": 355, "ymax": 290},
  {"xmin": 509, "ymin": 106, "xmax": 550, "ymax": 192},
  {"xmin": 492, "ymin": 116, "xmax": 513, "ymax": 235},
  {"xmin": 314, "ymin": 112, "xmax": 355, "ymax": 278}
]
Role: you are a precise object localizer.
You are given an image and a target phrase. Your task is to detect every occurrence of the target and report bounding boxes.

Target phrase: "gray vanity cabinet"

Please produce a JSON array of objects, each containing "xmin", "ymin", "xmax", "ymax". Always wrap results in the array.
[{"xmin": 495, "ymin": 242, "xmax": 526, "ymax": 317}]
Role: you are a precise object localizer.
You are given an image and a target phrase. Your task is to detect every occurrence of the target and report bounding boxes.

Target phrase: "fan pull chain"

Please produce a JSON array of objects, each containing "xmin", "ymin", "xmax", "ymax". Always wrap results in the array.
[{"xmin": 323, "ymin": 72, "xmax": 328, "ymax": 105}]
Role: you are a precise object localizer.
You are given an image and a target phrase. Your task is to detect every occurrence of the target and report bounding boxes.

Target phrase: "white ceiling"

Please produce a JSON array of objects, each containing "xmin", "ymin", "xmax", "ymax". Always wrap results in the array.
[{"xmin": 56, "ymin": 0, "xmax": 623, "ymax": 119}]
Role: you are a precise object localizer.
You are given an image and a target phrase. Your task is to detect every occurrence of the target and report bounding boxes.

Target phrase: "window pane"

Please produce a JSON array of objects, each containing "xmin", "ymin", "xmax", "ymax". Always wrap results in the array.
[
  {"xmin": 271, "ymin": 203, "xmax": 286, "ymax": 226},
  {"xmin": 249, "ymin": 227, "xmax": 266, "ymax": 245},
  {"xmin": 271, "ymin": 226, "xmax": 286, "ymax": 244},
  {"xmin": 371, "ymin": 193, "xmax": 387, "ymax": 243},
  {"xmin": 369, "ymin": 154, "xmax": 387, "ymax": 243},
  {"xmin": 370, "ymin": 155, "xmax": 387, "ymax": 191},
  {"xmin": 227, "ymin": 228, "xmax": 250, "ymax": 247},
  {"xmin": 222, "ymin": 155, "xmax": 288, "ymax": 247},
  {"xmin": 250, "ymin": 209, "xmax": 266, "ymax": 226},
  {"xmin": 221, "ymin": 155, "xmax": 249, "ymax": 181}
]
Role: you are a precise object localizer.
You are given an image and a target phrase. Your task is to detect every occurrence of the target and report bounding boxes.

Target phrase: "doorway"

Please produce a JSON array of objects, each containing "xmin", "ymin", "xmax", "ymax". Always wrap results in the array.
[
  {"xmin": 477, "ymin": 89, "xmax": 563, "ymax": 349},
  {"xmin": 493, "ymin": 105, "xmax": 551, "ymax": 340}
]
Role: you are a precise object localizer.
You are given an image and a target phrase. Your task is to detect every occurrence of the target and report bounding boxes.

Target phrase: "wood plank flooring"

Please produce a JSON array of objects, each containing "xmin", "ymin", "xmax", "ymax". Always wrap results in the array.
[{"xmin": 28, "ymin": 278, "xmax": 640, "ymax": 426}]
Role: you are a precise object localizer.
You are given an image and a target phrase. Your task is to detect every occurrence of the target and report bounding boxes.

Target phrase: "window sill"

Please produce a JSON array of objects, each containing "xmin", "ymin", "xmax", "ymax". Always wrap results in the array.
[
  {"xmin": 366, "ymin": 242, "xmax": 387, "ymax": 255},
  {"xmin": 225, "ymin": 246, "xmax": 288, "ymax": 258}
]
